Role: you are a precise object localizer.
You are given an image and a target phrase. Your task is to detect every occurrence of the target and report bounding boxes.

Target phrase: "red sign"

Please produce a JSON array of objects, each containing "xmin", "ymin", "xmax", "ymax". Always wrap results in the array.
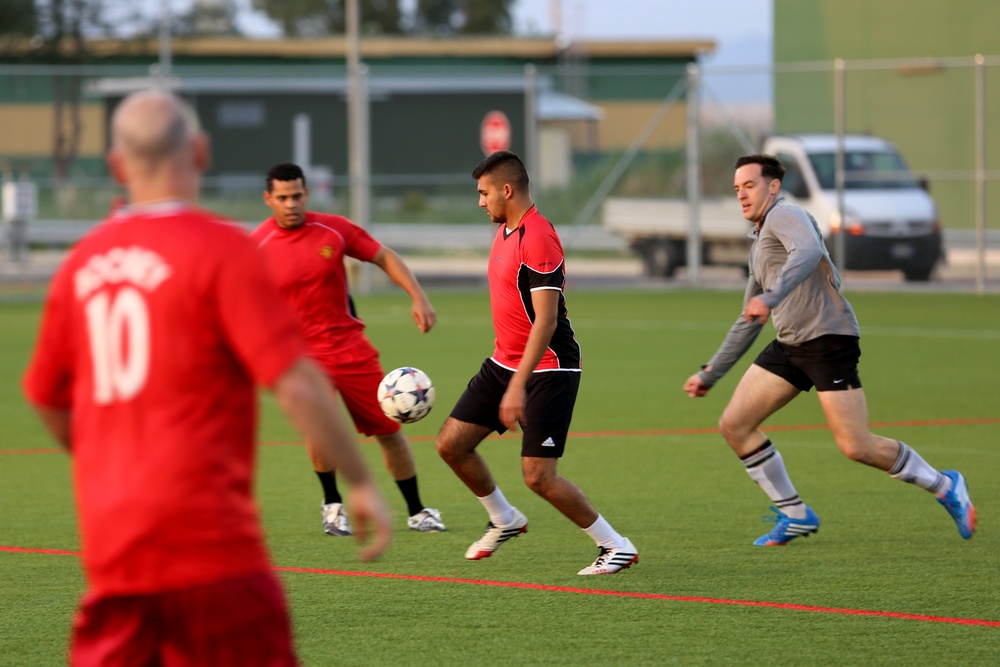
[{"xmin": 480, "ymin": 111, "xmax": 511, "ymax": 156}]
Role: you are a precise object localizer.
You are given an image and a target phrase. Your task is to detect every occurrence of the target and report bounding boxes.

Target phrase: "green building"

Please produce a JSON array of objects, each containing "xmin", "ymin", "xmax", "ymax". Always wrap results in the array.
[
  {"xmin": 0, "ymin": 35, "xmax": 712, "ymax": 190},
  {"xmin": 773, "ymin": 0, "xmax": 1000, "ymax": 230}
]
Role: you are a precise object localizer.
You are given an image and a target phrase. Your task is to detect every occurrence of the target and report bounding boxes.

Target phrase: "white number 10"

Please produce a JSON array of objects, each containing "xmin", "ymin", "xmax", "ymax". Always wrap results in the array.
[{"xmin": 85, "ymin": 288, "xmax": 151, "ymax": 405}]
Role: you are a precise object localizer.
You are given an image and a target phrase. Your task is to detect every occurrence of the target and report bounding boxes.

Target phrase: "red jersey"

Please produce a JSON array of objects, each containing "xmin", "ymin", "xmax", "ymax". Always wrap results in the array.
[
  {"xmin": 487, "ymin": 206, "xmax": 581, "ymax": 371},
  {"xmin": 250, "ymin": 212, "xmax": 382, "ymax": 357},
  {"xmin": 23, "ymin": 203, "xmax": 305, "ymax": 596}
]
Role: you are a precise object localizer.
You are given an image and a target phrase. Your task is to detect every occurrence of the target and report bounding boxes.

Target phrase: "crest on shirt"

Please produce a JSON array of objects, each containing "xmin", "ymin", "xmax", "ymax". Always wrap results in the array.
[{"xmin": 319, "ymin": 245, "xmax": 334, "ymax": 259}]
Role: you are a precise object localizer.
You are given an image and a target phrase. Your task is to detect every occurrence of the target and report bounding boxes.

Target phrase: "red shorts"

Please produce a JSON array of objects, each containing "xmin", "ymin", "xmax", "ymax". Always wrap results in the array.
[
  {"xmin": 312, "ymin": 337, "xmax": 400, "ymax": 437},
  {"xmin": 70, "ymin": 571, "xmax": 297, "ymax": 667}
]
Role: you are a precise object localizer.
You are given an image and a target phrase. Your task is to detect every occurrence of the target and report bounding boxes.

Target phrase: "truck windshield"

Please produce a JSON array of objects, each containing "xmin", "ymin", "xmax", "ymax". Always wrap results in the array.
[{"xmin": 807, "ymin": 150, "xmax": 918, "ymax": 190}]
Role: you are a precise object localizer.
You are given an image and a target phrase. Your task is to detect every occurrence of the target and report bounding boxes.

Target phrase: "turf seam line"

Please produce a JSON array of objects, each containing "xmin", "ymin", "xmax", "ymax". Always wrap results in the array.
[{"xmin": 3, "ymin": 545, "xmax": 996, "ymax": 628}]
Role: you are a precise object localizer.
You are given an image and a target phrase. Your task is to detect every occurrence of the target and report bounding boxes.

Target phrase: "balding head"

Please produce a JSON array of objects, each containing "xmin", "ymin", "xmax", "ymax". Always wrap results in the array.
[
  {"xmin": 111, "ymin": 91, "xmax": 201, "ymax": 163},
  {"xmin": 107, "ymin": 91, "xmax": 208, "ymax": 203}
]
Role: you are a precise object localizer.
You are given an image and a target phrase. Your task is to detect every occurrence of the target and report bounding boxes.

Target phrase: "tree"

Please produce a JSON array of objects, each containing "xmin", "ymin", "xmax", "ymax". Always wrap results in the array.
[
  {"xmin": 252, "ymin": 0, "xmax": 403, "ymax": 37},
  {"xmin": 29, "ymin": 0, "xmax": 113, "ymax": 184},
  {"xmin": 412, "ymin": 0, "xmax": 513, "ymax": 35},
  {"xmin": 253, "ymin": 0, "xmax": 512, "ymax": 37},
  {"xmin": 0, "ymin": 0, "xmax": 39, "ymax": 38}
]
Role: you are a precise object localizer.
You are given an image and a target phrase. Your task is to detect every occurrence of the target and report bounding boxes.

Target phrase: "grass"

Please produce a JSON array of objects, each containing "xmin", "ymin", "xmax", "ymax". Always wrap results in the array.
[{"xmin": 2, "ymin": 288, "xmax": 999, "ymax": 665}]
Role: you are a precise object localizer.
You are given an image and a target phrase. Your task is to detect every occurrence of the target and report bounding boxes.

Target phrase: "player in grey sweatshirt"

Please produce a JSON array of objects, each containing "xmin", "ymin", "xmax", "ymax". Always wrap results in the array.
[{"xmin": 683, "ymin": 154, "xmax": 975, "ymax": 546}]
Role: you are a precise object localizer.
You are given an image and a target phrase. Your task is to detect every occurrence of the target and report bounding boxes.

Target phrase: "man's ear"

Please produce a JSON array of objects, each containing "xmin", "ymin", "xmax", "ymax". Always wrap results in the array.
[
  {"xmin": 106, "ymin": 149, "xmax": 126, "ymax": 185},
  {"xmin": 503, "ymin": 183, "xmax": 514, "ymax": 200},
  {"xmin": 770, "ymin": 178, "xmax": 782, "ymax": 195},
  {"xmin": 193, "ymin": 132, "xmax": 211, "ymax": 172}
]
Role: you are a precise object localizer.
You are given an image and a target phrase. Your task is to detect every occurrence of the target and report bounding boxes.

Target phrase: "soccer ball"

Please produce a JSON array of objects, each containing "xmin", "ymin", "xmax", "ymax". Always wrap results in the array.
[{"xmin": 377, "ymin": 367, "xmax": 435, "ymax": 424}]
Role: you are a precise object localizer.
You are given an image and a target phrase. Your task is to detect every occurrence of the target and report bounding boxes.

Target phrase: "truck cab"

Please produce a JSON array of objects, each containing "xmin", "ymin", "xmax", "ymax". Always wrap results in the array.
[{"xmin": 764, "ymin": 134, "xmax": 943, "ymax": 281}]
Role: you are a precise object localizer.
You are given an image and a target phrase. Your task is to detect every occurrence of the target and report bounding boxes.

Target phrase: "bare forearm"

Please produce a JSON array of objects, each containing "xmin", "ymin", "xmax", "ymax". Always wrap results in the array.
[
  {"xmin": 378, "ymin": 248, "xmax": 425, "ymax": 301},
  {"xmin": 513, "ymin": 318, "xmax": 556, "ymax": 383},
  {"xmin": 374, "ymin": 247, "xmax": 435, "ymax": 332}
]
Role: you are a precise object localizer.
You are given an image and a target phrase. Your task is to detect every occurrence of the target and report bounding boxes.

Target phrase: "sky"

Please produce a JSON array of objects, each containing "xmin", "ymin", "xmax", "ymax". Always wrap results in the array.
[{"xmin": 508, "ymin": 0, "xmax": 773, "ymax": 101}]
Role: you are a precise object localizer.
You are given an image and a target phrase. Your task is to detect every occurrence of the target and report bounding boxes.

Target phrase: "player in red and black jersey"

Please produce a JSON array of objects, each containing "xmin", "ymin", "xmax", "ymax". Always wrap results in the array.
[{"xmin": 435, "ymin": 151, "xmax": 639, "ymax": 575}]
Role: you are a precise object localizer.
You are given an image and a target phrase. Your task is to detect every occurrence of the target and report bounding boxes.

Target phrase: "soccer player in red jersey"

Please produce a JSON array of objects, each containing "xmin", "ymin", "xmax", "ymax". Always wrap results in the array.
[
  {"xmin": 22, "ymin": 91, "xmax": 390, "ymax": 667},
  {"xmin": 435, "ymin": 151, "xmax": 639, "ymax": 575},
  {"xmin": 251, "ymin": 163, "xmax": 446, "ymax": 536}
]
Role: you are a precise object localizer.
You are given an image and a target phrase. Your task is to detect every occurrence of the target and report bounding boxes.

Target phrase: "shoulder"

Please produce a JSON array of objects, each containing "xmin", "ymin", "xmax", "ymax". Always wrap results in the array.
[
  {"xmin": 306, "ymin": 211, "xmax": 357, "ymax": 230},
  {"xmin": 521, "ymin": 209, "xmax": 561, "ymax": 244},
  {"xmin": 766, "ymin": 199, "xmax": 811, "ymax": 229},
  {"xmin": 249, "ymin": 218, "xmax": 275, "ymax": 240}
]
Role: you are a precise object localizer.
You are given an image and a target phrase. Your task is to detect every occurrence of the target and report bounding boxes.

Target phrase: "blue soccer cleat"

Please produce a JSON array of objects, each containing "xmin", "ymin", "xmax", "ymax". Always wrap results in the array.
[
  {"xmin": 937, "ymin": 470, "xmax": 976, "ymax": 539},
  {"xmin": 753, "ymin": 505, "xmax": 820, "ymax": 546}
]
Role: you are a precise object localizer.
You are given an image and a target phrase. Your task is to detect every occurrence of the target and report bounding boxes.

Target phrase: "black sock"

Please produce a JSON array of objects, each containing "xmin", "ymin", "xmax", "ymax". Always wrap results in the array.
[
  {"xmin": 396, "ymin": 476, "xmax": 423, "ymax": 516},
  {"xmin": 316, "ymin": 471, "xmax": 342, "ymax": 505}
]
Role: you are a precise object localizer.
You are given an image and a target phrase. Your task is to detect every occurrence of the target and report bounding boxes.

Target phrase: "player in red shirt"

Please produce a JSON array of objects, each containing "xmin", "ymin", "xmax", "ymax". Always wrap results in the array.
[
  {"xmin": 435, "ymin": 151, "xmax": 639, "ymax": 575},
  {"xmin": 22, "ymin": 91, "xmax": 390, "ymax": 667},
  {"xmin": 252, "ymin": 162, "xmax": 445, "ymax": 536}
]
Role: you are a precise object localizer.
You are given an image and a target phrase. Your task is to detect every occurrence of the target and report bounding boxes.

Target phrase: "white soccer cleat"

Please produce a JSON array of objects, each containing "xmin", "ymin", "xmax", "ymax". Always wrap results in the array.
[
  {"xmin": 321, "ymin": 502, "xmax": 352, "ymax": 536},
  {"xmin": 465, "ymin": 508, "xmax": 528, "ymax": 560},
  {"xmin": 408, "ymin": 507, "xmax": 447, "ymax": 532},
  {"xmin": 577, "ymin": 538, "xmax": 639, "ymax": 575}
]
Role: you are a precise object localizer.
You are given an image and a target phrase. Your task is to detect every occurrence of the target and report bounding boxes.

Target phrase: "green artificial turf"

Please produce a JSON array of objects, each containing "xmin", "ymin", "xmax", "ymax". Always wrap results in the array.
[{"xmin": 2, "ymin": 289, "xmax": 998, "ymax": 665}]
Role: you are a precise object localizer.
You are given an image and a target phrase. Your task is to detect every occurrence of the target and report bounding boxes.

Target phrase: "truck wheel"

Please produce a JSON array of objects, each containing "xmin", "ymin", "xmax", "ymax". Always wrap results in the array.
[
  {"xmin": 902, "ymin": 263, "xmax": 935, "ymax": 282},
  {"xmin": 636, "ymin": 240, "xmax": 677, "ymax": 278},
  {"xmin": 645, "ymin": 239, "xmax": 687, "ymax": 278}
]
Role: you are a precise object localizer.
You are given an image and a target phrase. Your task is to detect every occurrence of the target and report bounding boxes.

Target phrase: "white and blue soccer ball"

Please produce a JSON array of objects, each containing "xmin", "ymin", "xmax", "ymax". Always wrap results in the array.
[{"xmin": 377, "ymin": 367, "xmax": 435, "ymax": 424}]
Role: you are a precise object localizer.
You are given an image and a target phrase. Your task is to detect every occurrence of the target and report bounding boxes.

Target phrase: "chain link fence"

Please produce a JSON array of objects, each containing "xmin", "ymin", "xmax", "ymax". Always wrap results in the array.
[{"xmin": 0, "ymin": 55, "xmax": 997, "ymax": 288}]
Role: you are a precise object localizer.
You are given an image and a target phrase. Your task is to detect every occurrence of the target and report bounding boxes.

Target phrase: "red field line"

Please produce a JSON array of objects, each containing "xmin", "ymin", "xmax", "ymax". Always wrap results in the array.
[{"xmin": 2, "ymin": 545, "xmax": 997, "ymax": 628}]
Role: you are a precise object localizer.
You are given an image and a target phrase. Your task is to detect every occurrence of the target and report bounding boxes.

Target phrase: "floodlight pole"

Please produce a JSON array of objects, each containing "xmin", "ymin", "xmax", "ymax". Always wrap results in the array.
[{"xmin": 346, "ymin": 0, "xmax": 372, "ymax": 293}]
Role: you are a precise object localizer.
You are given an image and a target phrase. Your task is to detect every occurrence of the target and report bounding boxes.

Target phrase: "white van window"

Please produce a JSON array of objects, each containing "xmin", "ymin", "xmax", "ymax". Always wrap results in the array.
[
  {"xmin": 808, "ymin": 150, "xmax": 917, "ymax": 190},
  {"xmin": 776, "ymin": 153, "xmax": 809, "ymax": 199}
]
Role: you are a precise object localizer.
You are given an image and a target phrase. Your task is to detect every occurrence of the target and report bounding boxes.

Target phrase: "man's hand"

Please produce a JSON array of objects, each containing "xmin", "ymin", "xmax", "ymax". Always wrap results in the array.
[
  {"xmin": 683, "ymin": 373, "xmax": 711, "ymax": 398},
  {"xmin": 499, "ymin": 380, "xmax": 527, "ymax": 431},
  {"xmin": 346, "ymin": 482, "xmax": 392, "ymax": 562},
  {"xmin": 743, "ymin": 296, "xmax": 771, "ymax": 324},
  {"xmin": 411, "ymin": 296, "xmax": 437, "ymax": 334}
]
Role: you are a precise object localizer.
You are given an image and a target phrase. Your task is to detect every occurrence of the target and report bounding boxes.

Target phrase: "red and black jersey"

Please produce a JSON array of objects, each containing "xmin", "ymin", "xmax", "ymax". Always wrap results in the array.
[{"xmin": 487, "ymin": 206, "xmax": 581, "ymax": 371}]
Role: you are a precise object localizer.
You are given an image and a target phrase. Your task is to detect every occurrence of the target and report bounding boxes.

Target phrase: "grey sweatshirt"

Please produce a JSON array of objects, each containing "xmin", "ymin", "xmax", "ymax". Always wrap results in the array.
[{"xmin": 698, "ymin": 196, "xmax": 860, "ymax": 387}]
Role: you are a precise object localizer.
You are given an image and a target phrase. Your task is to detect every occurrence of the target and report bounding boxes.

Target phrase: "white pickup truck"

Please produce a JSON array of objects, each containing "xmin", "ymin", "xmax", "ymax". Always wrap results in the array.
[{"xmin": 604, "ymin": 134, "xmax": 944, "ymax": 281}]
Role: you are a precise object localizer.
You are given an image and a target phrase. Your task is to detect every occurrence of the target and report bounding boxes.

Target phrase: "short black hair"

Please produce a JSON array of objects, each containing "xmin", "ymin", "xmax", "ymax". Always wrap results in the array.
[
  {"xmin": 735, "ymin": 154, "xmax": 785, "ymax": 182},
  {"xmin": 472, "ymin": 150, "xmax": 529, "ymax": 191},
  {"xmin": 266, "ymin": 162, "xmax": 306, "ymax": 191}
]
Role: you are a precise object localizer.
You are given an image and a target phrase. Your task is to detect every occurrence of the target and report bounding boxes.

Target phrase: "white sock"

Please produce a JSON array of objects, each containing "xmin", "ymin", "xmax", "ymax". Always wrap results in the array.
[
  {"xmin": 477, "ymin": 487, "xmax": 515, "ymax": 526},
  {"xmin": 742, "ymin": 440, "xmax": 807, "ymax": 520},
  {"xmin": 583, "ymin": 514, "xmax": 626, "ymax": 549},
  {"xmin": 889, "ymin": 442, "xmax": 948, "ymax": 495}
]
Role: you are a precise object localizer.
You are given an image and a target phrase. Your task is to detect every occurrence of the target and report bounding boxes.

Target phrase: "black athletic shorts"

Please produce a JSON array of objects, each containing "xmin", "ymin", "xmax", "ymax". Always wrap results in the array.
[
  {"xmin": 753, "ymin": 334, "xmax": 862, "ymax": 392},
  {"xmin": 450, "ymin": 358, "xmax": 581, "ymax": 458}
]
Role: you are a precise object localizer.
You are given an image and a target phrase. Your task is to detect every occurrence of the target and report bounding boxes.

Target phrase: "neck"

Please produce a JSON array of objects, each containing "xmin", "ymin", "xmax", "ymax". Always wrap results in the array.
[{"xmin": 504, "ymin": 199, "xmax": 534, "ymax": 230}]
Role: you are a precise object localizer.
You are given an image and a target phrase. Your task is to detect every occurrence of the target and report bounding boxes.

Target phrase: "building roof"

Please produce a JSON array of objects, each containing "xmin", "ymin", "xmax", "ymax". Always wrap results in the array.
[
  {"xmin": 86, "ymin": 75, "xmax": 604, "ymax": 121},
  {"xmin": 1, "ymin": 35, "xmax": 715, "ymax": 61}
]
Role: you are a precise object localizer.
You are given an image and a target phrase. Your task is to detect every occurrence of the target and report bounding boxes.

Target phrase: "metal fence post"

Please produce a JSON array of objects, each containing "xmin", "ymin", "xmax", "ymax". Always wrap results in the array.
[
  {"xmin": 347, "ymin": 0, "xmax": 372, "ymax": 293},
  {"xmin": 686, "ymin": 62, "xmax": 702, "ymax": 284},
  {"xmin": 833, "ymin": 57, "xmax": 847, "ymax": 274},
  {"xmin": 524, "ymin": 64, "xmax": 540, "ymax": 188},
  {"xmin": 974, "ymin": 54, "xmax": 987, "ymax": 294}
]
